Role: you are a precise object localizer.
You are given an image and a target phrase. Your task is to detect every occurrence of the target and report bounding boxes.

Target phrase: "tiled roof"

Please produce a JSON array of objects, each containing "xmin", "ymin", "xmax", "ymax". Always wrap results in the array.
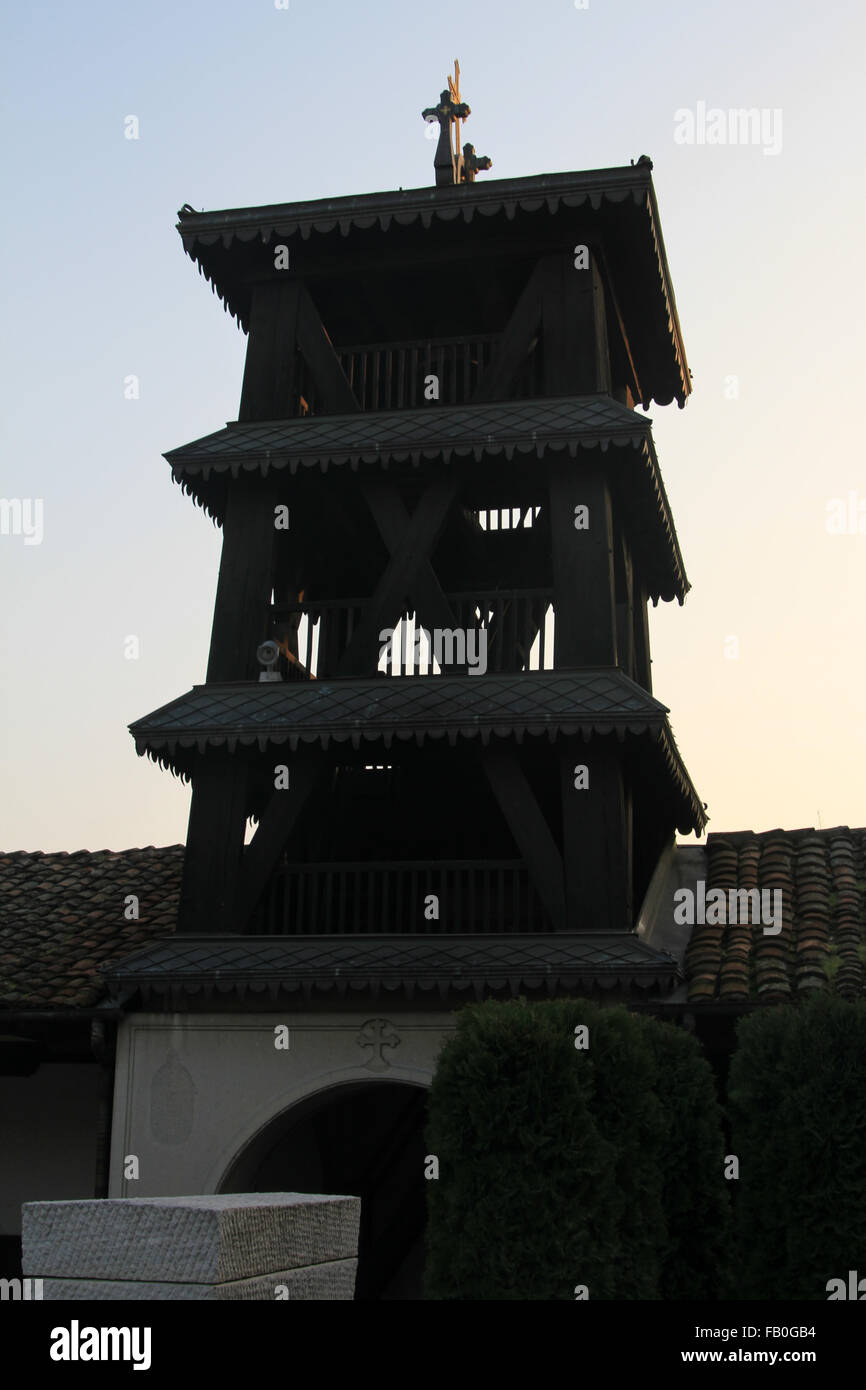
[
  {"xmin": 102, "ymin": 931, "xmax": 680, "ymax": 1005},
  {"xmin": 165, "ymin": 396, "xmax": 688, "ymax": 603},
  {"xmin": 129, "ymin": 671, "xmax": 706, "ymax": 833},
  {"xmin": 176, "ymin": 165, "xmax": 690, "ymax": 408},
  {"xmin": 8, "ymin": 829, "xmax": 864, "ymax": 1011},
  {"xmin": 685, "ymin": 828, "xmax": 866, "ymax": 1004},
  {"xmin": 168, "ymin": 395, "xmax": 646, "ymax": 467},
  {"xmin": 132, "ymin": 669, "xmax": 668, "ymax": 745},
  {"xmin": 178, "ymin": 167, "xmax": 665, "ymax": 254},
  {"xmin": 0, "ymin": 848, "xmax": 183, "ymax": 1009}
]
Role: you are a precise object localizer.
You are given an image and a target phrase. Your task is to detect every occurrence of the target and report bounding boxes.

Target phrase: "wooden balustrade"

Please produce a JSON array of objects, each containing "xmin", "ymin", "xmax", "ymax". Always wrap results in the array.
[
  {"xmin": 337, "ymin": 336, "xmax": 497, "ymax": 412},
  {"xmin": 251, "ymin": 859, "xmax": 548, "ymax": 935},
  {"xmin": 290, "ymin": 334, "xmax": 544, "ymax": 414},
  {"xmin": 270, "ymin": 589, "xmax": 554, "ymax": 678}
]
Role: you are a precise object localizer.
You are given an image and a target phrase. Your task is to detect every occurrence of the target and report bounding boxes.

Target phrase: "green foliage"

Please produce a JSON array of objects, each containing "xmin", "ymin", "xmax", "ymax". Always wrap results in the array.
[
  {"xmin": 424, "ymin": 1000, "xmax": 620, "ymax": 1299},
  {"xmin": 823, "ymin": 948, "xmax": 842, "ymax": 981},
  {"xmin": 640, "ymin": 1016, "xmax": 732, "ymax": 1300},
  {"xmin": 728, "ymin": 993, "xmax": 866, "ymax": 1299},
  {"xmin": 424, "ymin": 998, "xmax": 729, "ymax": 1300},
  {"xmin": 546, "ymin": 1000, "xmax": 667, "ymax": 1298}
]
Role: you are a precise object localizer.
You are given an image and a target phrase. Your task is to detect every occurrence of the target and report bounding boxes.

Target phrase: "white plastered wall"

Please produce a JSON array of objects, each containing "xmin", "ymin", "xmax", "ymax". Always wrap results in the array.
[{"xmin": 108, "ymin": 1011, "xmax": 456, "ymax": 1197}]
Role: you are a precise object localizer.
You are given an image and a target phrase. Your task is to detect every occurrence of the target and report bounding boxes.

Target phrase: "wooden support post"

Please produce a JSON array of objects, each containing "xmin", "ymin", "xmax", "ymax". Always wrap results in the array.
[
  {"xmin": 548, "ymin": 459, "xmax": 617, "ymax": 668},
  {"xmin": 178, "ymin": 754, "xmax": 249, "ymax": 933},
  {"xmin": 475, "ymin": 249, "xmax": 612, "ymax": 404},
  {"xmin": 633, "ymin": 579, "xmax": 653, "ymax": 693},
  {"xmin": 595, "ymin": 247, "xmax": 642, "ymax": 407},
  {"xmin": 482, "ymin": 751, "xmax": 567, "ymax": 931},
  {"xmin": 541, "ymin": 251, "xmax": 611, "ymax": 396},
  {"xmin": 615, "ymin": 530, "xmax": 636, "ymax": 679},
  {"xmin": 235, "ymin": 758, "xmax": 323, "ymax": 929},
  {"xmin": 207, "ymin": 474, "xmax": 282, "ymax": 682},
  {"xmin": 239, "ymin": 281, "xmax": 301, "ymax": 422},
  {"xmin": 560, "ymin": 739, "xmax": 632, "ymax": 931},
  {"xmin": 239, "ymin": 278, "xmax": 358, "ymax": 421}
]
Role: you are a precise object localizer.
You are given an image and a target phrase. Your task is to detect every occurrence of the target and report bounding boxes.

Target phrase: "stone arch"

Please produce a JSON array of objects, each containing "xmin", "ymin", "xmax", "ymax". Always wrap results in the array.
[{"xmin": 218, "ymin": 1077, "xmax": 430, "ymax": 1300}]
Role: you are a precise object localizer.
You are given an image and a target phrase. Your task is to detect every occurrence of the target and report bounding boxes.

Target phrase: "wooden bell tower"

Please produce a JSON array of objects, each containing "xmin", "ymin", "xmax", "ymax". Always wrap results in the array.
[{"xmin": 131, "ymin": 73, "xmax": 704, "ymax": 993}]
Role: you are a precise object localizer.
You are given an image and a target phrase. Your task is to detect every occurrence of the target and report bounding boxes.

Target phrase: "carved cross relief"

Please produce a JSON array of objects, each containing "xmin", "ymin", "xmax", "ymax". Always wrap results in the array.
[{"xmin": 357, "ymin": 1018, "xmax": 401, "ymax": 1072}]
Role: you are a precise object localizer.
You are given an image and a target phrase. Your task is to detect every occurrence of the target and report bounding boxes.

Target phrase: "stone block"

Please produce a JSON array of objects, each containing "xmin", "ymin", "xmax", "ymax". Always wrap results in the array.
[
  {"xmin": 22, "ymin": 1193, "xmax": 361, "ymax": 1285},
  {"xmin": 38, "ymin": 1257, "xmax": 358, "ymax": 1300}
]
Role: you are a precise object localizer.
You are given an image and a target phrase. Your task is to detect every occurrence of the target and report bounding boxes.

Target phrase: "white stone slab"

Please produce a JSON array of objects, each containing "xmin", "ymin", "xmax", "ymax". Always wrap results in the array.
[
  {"xmin": 22, "ymin": 1194, "xmax": 361, "ymax": 1282},
  {"xmin": 37, "ymin": 1258, "xmax": 358, "ymax": 1300}
]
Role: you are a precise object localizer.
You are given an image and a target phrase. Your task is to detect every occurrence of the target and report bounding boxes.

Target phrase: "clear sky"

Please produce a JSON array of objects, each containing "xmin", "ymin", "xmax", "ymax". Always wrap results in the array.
[{"xmin": 2, "ymin": 0, "xmax": 864, "ymax": 852}]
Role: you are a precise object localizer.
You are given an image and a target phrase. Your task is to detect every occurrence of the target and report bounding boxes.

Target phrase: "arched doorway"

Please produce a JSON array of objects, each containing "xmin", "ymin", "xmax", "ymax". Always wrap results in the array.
[{"xmin": 220, "ymin": 1080, "xmax": 428, "ymax": 1300}]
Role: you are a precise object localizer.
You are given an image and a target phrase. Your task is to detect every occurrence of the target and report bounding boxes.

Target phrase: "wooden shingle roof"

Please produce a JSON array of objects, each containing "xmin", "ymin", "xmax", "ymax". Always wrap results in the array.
[
  {"xmin": 176, "ymin": 164, "xmax": 691, "ymax": 409},
  {"xmin": 129, "ymin": 670, "xmax": 706, "ymax": 835},
  {"xmin": 101, "ymin": 931, "xmax": 680, "ymax": 1007},
  {"xmin": 165, "ymin": 396, "xmax": 688, "ymax": 603}
]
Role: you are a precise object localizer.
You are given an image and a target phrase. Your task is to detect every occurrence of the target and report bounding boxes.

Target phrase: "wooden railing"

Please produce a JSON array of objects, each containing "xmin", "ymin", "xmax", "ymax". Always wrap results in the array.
[
  {"xmin": 270, "ymin": 596, "xmax": 362, "ymax": 678},
  {"xmin": 337, "ymin": 335, "xmax": 498, "ymax": 412},
  {"xmin": 293, "ymin": 334, "xmax": 544, "ymax": 414},
  {"xmin": 445, "ymin": 590, "xmax": 553, "ymax": 675},
  {"xmin": 251, "ymin": 860, "xmax": 549, "ymax": 935},
  {"xmin": 269, "ymin": 589, "xmax": 554, "ymax": 678}
]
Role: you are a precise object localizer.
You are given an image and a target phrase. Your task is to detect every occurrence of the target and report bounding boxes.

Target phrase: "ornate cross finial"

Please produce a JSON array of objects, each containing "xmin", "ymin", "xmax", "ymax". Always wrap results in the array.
[
  {"xmin": 422, "ymin": 61, "xmax": 492, "ymax": 188},
  {"xmin": 462, "ymin": 143, "xmax": 492, "ymax": 183}
]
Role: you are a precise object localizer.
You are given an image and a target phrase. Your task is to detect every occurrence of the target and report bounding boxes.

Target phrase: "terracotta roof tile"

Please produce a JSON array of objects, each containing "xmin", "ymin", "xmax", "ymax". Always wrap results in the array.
[{"xmin": 686, "ymin": 827, "xmax": 866, "ymax": 1004}]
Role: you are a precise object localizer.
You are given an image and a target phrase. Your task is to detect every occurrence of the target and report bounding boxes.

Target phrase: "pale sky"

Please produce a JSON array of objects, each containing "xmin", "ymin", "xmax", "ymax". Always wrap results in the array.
[{"xmin": 2, "ymin": 0, "xmax": 864, "ymax": 852}]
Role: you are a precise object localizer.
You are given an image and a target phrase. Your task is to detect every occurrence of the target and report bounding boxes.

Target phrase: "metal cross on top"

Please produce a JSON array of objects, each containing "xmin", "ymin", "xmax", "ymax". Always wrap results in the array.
[{"xmin": 422, "ymin": 60, "xmax": 492, "ymax": 188}]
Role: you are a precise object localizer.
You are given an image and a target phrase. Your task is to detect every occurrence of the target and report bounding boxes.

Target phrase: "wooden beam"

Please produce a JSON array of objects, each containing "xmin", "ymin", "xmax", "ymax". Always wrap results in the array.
[
  {"xmin": 615, "ymin": 530, "xmax": 636, "ymax": 679},
  {"xmin": 296, "ymin": 282, "xmax": 360, "ymax": 414},
  {"xmin": 473, "ymin": 261, "xmax": 544, "ymax": 403},
  {"xmin": 240, "ymin": 277, "xmax": 359, "ymax": 419},
  {"xmin": 234, "ymin": 759, "xmax": 323, "ymax": 929},
  {"xmin": 559, "ymin": 739, "xmax": 632, "ymax": 931},
  {"xmin": 207, "ymin": 474, "xmax": 282, "ymax": 682},
  {"xmin": 595, "ymin": 246, "xmax": 642, "ymax": 404},
  {"xmin": 548, "ymin": 459, "xmax": 617, "ymax": 667},
  {"xmin": 364, "ymin": 477, "xmax": 461, "ymax": 632},
  {"xmin": 239, "ymin": 280, "xmax": 301, "ymax": 422},
  {"xmin": 482, "ymin": 751, "xmax": 566, "ymax": 931},
  {"xmin": 633, "ymin": 578, "xmax": 652, "ymax": 693},
  {"xmin": 178, "ymin": 755, "xmax": 249, "ymax": 934},
  {"xmin": 237, "ymin": 223, "xmax": 607, "ymax": 286},
  {"xmin": 541, "ymin": 251, "xmax": 611, "ymax": 396},
  {"xmin": 338, "ymin": 476, "xmax": 459, "ymax": 676}
]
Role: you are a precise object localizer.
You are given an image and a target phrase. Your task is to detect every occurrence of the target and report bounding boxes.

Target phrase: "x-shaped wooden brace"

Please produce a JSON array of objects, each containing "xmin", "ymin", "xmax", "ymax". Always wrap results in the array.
[
  {"xmin": 338, "ymin": 474, "xmax": 464, "ymax": 676},
  {"xmin": 479, "ymin": 589, "xmax": 548, "ymax": 674}
]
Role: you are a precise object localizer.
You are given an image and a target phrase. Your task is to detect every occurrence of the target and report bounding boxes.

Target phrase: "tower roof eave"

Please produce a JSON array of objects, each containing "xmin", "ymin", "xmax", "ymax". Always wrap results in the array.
[
  {"xmin": 165, "ymin": 394, "xmax": 690, "ymax": 603},
  {"xmin": 176, "ymin": 164, "xmax": 691, "ymax": 410},
  {"xmin": 101, "ymin": 931, "xmax": 682, "ymax": 1007},
  {"xmin": 128, "ymin": 669, "xmax": 706, "ymax": 834}
]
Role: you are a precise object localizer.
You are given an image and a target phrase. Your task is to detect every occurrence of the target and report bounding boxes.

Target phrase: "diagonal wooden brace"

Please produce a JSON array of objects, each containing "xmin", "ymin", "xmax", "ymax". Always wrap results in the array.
[
  {"xmin": 234, "ymin": 758, "xmax": 323, "ymax": 929},
  {"xmin": 338, "ymin": 475, "xmax": 461, "ymax": 675},
  {"xmin": 473, "ymin": 260, "xmax": 544, "ymax": 403},
  {"xmin": 295, "ymin": 283, "xmax": 360, "ymax": 414},
  {"xmin": 482, "ymin": 751, "xmax": 567, "ymax": 931}
]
